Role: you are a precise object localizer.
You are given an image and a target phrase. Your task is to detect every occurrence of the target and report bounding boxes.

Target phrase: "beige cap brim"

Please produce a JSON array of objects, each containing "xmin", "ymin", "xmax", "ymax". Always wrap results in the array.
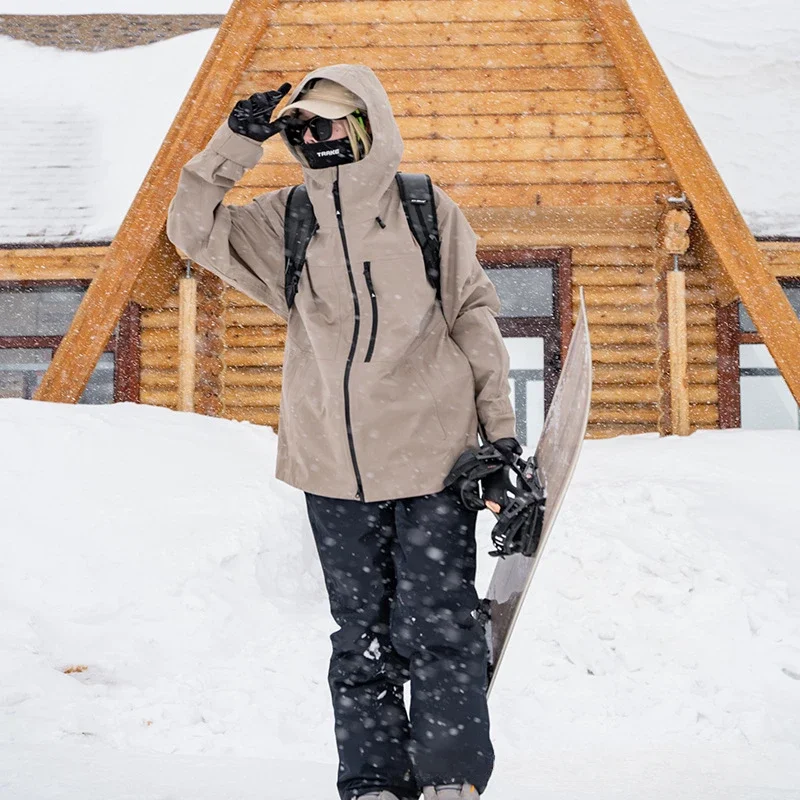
[{"xmin": 279, "ymin": 97, "xmax": 358, "ymax": 120}]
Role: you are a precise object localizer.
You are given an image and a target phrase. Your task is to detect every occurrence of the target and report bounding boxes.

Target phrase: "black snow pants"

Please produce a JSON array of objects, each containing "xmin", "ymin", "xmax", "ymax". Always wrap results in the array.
[{"xmin": 305, "ymin": 487, "xmax": 494, "ymax": 800}]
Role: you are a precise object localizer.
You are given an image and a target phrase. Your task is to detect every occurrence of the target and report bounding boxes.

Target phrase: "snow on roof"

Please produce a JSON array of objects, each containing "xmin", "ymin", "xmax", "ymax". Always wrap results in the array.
[
  {"xmin": 0, "ymin": 1, "xmax": 232, "ymax": 11},
  {"xmin": 631, "ymin": 0, "xmax": 800, "ymax": 238},
  {"xmin": 0, "ymin": 30, "xmax": 217, "ymax": 245},
  {"xmin": 0, "ymin": 0, "xmax": 798, "ymax": 245}
]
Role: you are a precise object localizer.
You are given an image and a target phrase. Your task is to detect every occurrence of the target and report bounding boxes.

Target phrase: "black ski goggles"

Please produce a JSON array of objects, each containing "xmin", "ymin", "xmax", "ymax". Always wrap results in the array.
[{"xmin": 284, "ymin": 115, "xmax": 340, "ymax": 146}]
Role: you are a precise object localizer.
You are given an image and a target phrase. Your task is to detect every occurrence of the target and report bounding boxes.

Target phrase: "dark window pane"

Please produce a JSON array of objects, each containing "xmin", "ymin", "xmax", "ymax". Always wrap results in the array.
[
  {"xmin": 79, "ymin": 352, "xmax": 115, "ymax": 405},
  {"xmin": 0, "ymin": 348, "xmax": 51, "ymax": 399},
  {"xmin": 738, "ymin": 303, "xmax": 757, "ymax": 333},
  {"xmin": 486, "ymin": 267, "xmax": 553, "ymax": 318},
  {"xmin": 0, "ymin": 286, "xmax": 84, "ymax": 337},
  {"xmin": 0, "ymin": 347, "xmax": 114, "ymax": 402},
  {"xmin": 785, "ymin": 286, "xmax": 800, "ymax": 317},
  {"xmin": 739, "ymin": 285, "xmax": 800, "ymax": 333}
]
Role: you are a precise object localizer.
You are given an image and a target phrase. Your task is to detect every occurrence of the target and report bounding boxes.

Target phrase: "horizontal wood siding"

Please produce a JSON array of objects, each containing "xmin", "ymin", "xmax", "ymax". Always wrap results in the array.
[
  {"xmin": 0, "ymin": 246, "xmax": 108, "ymax": 281},
  {"xmin": 233, "ymin": 0, "xmax": 678, "ymax": 220},
  {"xmin": 761, "ymin": 241, "xmax": 800, "ymax": 277},
  {"xmin": 684, "ymin": 261, "xmax": 719, "ymax": 430},
  {"xmin": 221, "ymin": 287, "xmax": 284, "ymax": 429},
  {"xmin": 140, "ymin": 291, "xmax": 180, "ymax": 409},
  {"xmin": 570, "ymin": 229, "xmax": 660, "ymax": 439}
]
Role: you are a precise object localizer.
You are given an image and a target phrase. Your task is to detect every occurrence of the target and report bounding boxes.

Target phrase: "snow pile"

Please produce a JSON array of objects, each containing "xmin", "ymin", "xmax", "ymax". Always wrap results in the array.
[{"xmin": 1, "ymin": 398, "xmax": 799, "ymax": 798}]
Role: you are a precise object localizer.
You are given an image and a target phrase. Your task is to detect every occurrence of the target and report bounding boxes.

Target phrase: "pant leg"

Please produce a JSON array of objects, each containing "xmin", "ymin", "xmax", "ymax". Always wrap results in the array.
[
  {"xmin": 305, "ymin": 492, "xmax": 419, "ymax": 800},
  {"xmin": 390, "ymin": 487, "xmax": 494, "ymax": 794}
]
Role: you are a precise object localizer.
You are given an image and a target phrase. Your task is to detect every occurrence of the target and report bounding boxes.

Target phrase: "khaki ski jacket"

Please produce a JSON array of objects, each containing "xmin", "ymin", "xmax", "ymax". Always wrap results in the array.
[{"xmin": 167, "ymin": 64, "xmax": 515, "ymax": 502}]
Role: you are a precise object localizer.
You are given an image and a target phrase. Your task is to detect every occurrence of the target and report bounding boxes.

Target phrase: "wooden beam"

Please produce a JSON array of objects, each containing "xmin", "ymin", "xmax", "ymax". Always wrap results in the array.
[
  {"xmin": 242, "ymin": 66, "xmax": 623, "ymax": 94},
  {"xmin": 0, "ymin": 246, "xmax": 107, "ymax": 281},
  {"xmin": 589, "ymin": 0, "xmax": 800, "ymax": 406},
  {"xmin": 177, "ymin": 273, "xmax": 198, "ymax": 413},
  {"xmin": 131, "ymin": 227, "xmax": 183, "ymax": 307},
  {"xmin": 667, "ymin": 270, "xmax": 690, "ymax": 435},
  {"xmin": 760, "ymin": 241, "xmax": 800, "ymax": 277},
  {"xmin": 276, "ymin": 0, "xmax": 590, "ymax": 25},
  {"xmin": 266, "ymin": 20, "xmax": 602, "ymax": 48},
  {"xmin": 227, "ymin": 182, "xmax": 680, "ymax": 208},
  {"xmin": 251, "ymin": 43, "xmax": 614, "ymax": 71},
  {"xmin": 34, "ymin": 0, "xmax": 278, "ymax": 403},
  {"xmin": 692, "ymin": 216, "xmax": 738, "ymax": 306}
]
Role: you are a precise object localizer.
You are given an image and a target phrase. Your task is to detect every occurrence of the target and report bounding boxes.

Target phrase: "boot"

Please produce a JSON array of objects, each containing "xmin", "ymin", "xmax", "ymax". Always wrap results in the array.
[{"xmin": 422, "ymin": 784, "xmax": 479, "ymax": 800}]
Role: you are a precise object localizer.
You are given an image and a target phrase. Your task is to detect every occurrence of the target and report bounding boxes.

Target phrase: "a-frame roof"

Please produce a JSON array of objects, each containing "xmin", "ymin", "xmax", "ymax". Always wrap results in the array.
[{"xmin": 33, "ymin": 0, "xmax": 800, "ymax": 409}]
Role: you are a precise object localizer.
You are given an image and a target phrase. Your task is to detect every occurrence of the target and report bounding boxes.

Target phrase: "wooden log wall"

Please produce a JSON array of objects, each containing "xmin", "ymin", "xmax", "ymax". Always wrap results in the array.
[
  {"xmin": 761, "ymin": 241, "xmax": 800, "ymax": 277},
  {"xmin": 684, "ymin": 257, "xmax": 720, "ymax": 430},
  {"xmin": 140, "ymin": 293, "xmax": 180, "ymax": 408},
  {"xmin": 221, "ymin": 286, "xmax": 284, "ymax": 427},
  {"xmin": 226, "ymin": 0, "xmax": 681, "ymax": 211},
  {"xmin": 219, "ymin": 0, "xmax": 681, "ymax": 438},
  {"xmin": 10, "ymin": 1, "xmax": 799, "ymax": 440},
  {"xmin": 6, "ymin": 239, "xmax": 795, "ymax": 437}
]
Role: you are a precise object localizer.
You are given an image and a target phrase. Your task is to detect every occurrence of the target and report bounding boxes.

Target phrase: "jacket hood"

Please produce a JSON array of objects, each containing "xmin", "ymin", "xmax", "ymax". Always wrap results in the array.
[{"xmin": 279, "ymin": 64, "xmax": 404, "ymax": 224}]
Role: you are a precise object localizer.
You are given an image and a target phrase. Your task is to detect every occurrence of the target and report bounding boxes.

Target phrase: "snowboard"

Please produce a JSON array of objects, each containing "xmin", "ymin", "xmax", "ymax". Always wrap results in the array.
[{"xmin": 484, "ymin": 292, "xmax": 592, "ymax": 693}]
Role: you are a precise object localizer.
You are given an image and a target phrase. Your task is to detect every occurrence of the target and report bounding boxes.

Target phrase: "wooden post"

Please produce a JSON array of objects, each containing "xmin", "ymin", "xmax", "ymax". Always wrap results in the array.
[
  {"xmin": 667, "ymin": 268, "xmax": 690, "ymax": 435},
  {"xmin": 178, "ymin": 266, "xmax": 198, "ymax": 412},
  {"xmin": 657, "ymin": 206, "xmax": 692, "ymax": 435}
]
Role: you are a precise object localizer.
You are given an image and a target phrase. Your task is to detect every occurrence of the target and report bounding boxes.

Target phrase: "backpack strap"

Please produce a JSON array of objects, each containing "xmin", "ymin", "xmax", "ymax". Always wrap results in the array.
[
  {"xmin": 284, "ymin": 184, "xmax": 318, "ymax": 310},
  {"xmin": 395, "ymin": 173, "xmax": 441, "ymax": 301}
]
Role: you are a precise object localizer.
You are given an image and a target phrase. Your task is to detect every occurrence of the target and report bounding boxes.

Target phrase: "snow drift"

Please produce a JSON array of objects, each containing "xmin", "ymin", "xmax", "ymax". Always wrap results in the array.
[{"xmin": 1, "ymin": 398, "xmax": 799, "ymax": 798}]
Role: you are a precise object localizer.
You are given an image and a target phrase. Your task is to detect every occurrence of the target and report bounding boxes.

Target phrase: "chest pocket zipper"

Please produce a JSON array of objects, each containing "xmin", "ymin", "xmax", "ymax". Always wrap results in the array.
[{"xmin": 363, "ymin": 262, "xmax": 378, "ymax": 363}]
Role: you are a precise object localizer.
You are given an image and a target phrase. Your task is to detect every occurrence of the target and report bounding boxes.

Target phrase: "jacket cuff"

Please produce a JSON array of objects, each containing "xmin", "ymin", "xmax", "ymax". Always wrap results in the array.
[
  {"xmin": 207, "ymin": 122, "xmax": 264, "ymax": 169},
  {"xmin": 482, "ymin": 417, "xmax": 518, "ymax": 443}
]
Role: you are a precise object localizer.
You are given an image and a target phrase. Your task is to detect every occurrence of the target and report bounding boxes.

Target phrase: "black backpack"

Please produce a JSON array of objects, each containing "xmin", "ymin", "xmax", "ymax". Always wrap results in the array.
[{"xmin": 283, "ymin": 173, "xmax": 441, "ymax": 310}]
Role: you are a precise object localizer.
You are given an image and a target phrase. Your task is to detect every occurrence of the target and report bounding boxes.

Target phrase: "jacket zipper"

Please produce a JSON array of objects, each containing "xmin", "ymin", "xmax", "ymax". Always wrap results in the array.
[
  {"xmin": 333, "ymin": 172, "xmax": 365, "ymax": 502},
  {"xmin": 363, "ymin": 262, "xmax": 378, "ymax": 363}
]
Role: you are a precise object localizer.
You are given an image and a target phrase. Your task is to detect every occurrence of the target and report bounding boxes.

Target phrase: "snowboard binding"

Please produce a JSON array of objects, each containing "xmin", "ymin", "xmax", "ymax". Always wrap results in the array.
[{"xmin": 444, "ymin": 443, "xmax": 546, "ymax": 558}]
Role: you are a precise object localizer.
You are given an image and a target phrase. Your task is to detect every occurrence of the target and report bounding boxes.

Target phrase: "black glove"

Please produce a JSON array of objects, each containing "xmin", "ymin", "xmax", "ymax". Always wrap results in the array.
[
  {"xmin": 482, "ymin": 438, "xmax": 522, "ymax": 511},
  {"xmin": 228, "ymin": 83, "xmax": 292, "ymax": 142}
]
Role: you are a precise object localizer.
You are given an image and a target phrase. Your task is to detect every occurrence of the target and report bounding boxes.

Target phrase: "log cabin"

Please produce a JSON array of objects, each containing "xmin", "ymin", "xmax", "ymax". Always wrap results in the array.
[{"xmin": 2, "ymin": 0, "xmax": 799, "ymax": 445}]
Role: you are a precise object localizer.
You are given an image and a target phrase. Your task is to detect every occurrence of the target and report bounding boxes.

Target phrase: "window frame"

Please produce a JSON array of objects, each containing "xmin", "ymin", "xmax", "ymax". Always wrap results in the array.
[
  {"xmin": 0, "ymin": 279, "xmax": 141, "ymax": 402},
  {"xmin": 716, "ymin": 276, "xmax": 800, "ymax": 428},
  {"xmin": 478, "ymin": 247, "xmax": 572, "ymax": 441}
]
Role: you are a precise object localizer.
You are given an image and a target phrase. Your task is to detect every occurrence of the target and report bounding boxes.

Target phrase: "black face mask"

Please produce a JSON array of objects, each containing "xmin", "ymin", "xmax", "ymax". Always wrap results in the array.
[{"xmin": 300, "ymin": 137, "xmax": 357, "ymax": 169}]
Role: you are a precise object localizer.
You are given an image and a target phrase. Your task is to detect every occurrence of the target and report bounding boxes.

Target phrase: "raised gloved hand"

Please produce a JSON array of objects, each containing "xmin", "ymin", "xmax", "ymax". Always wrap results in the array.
[
  {"xmin": 483, "ymin": 437, "xmax": 522, "ymax": 513},
  {"xmin": 227, "ymin": 83, "xmax": 292, "ymax": 142}
]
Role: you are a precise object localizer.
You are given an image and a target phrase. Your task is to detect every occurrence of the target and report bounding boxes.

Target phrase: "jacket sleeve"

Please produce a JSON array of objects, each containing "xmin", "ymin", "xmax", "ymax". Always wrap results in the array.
[
  {"xmin": 433, "ymin": 186, "xmax": 517, "ymax": 443},
  {"xmin": 166, "ymin": 121, "xmax": 290, "ymax": 319}
]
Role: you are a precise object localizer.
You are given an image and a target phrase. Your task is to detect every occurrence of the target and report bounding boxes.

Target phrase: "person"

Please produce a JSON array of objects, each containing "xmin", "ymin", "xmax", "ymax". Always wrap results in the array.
[{"xmin": 166, "ymin": 64, "xmax": 520, "ymax": 800}]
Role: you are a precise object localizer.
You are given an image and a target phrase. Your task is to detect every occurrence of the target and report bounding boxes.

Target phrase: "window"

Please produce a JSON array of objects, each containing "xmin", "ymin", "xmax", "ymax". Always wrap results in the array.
[
  {"xmin": 0, "ymin": 281, "xmax": 140, "ymax": 403},
  {"xmin": 480, "ymin": 249, "xmax": 571, "ymax": 447},
  {"xmin": 717, "ymin": 278, "xmax": 800, "ymax": 429}
]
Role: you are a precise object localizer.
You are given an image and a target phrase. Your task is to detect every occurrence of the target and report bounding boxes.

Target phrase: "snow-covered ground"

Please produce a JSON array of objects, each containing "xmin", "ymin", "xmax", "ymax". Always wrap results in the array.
[
  {"xmin": 1, "ymin": 0, "xmax": 799, "ymax": 241},
  {"xmin": 1, "ymin": 398, "xmax": 799, "ymax": 798}
]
